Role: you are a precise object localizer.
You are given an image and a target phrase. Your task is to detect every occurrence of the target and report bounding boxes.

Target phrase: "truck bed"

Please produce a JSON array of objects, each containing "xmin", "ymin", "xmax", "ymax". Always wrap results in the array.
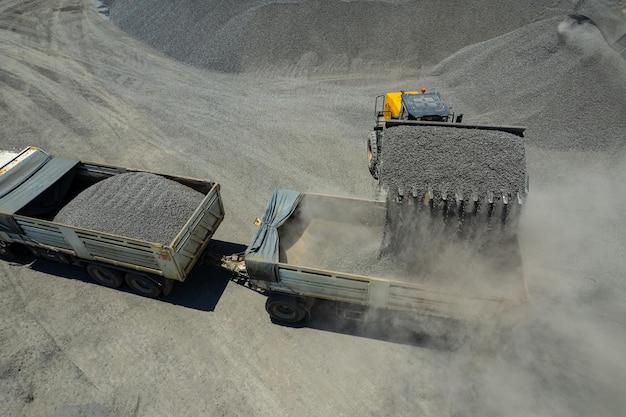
[
  {"xmin": 1, "ymin": 149, "xmax": 224, "ymax": 282},
  {"xmin": 248, "ymin": 191, "xmax": 528, "ymax": 321}
]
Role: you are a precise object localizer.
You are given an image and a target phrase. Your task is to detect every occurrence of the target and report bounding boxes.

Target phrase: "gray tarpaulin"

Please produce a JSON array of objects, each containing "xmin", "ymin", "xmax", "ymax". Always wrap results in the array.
[
  {"xmin": 0, "ymin": 149, "xmax": 79, "ymax": 233},
  {"xmin": 245, "ymin": 189, "xmax": 303, "ymax": 282}
]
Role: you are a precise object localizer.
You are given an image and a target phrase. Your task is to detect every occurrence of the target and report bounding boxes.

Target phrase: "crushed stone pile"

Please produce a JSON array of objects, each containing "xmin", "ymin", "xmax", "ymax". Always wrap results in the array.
[
  {"xmin": 429, "ymin": 16, "xmax": 626, "ymax": 152},
  {"xmin": 107, "ymin": 0, "xmax": 564, "ymax": 75},
  {"xmin": 54, "ymin": 172, "xmax": 204, "ymax": 244},
  {"xmin": 379, "ymin": 125, "xmax": 527, "ymax": 201}
]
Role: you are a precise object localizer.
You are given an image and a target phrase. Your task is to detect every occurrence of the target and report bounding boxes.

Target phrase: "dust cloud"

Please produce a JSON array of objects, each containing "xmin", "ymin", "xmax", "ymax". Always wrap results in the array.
[
  {"xmin": 451, "ymin": 161, "xmax": 626, "ymax": 416},
  {"xmin": 358, "ymin": 152, "xmax": 626, "ymax": 417}
]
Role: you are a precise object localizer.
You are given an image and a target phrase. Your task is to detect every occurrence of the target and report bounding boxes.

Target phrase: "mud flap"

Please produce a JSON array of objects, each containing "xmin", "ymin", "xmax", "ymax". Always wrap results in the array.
[{"xmin": 162, "ymin": 278, "xmax": 175, "ymax": 296}]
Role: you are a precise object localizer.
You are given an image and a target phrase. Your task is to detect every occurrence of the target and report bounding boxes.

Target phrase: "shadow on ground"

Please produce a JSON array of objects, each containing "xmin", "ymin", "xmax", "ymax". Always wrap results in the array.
[
  {"xmin": 13, "ymin": 239, "xmax": 475, "ymax": 349},
  {"xmin": 17, "ymin": 239, "xmax": 249, "ymax": 312},
  {"xmin": 295, "ymin": 299, "xmax": 470, "ymax": 351}
]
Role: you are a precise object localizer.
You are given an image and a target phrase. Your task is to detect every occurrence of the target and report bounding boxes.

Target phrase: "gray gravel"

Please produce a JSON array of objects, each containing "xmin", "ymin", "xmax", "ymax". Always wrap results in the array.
[
  {"xmin": 106, "ymin": 0, "xmax": 571, "ymax": 76},
  {"xmin": 379, "ymin": 125, "xmax": 527, "ymax": 202},
  {"xmin": 428, "ymin": 15, "xmax": 626, "ymax": 152},
  {"xmin": 54, "ymin": 172, "xmax": 204, "ymax": 244}
]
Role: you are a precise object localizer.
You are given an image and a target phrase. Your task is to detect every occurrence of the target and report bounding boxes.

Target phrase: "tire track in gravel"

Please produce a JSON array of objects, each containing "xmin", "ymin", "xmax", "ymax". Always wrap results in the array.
[{"xmin": 0, "ymin": 0, "xmax": 183, "ymax": 164}]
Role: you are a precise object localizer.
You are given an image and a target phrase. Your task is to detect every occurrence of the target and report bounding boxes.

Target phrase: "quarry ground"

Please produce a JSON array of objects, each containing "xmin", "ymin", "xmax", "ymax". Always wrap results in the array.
[{"xmin": 1, "ymin": 1, "xmax": 625, "ymax": 416}]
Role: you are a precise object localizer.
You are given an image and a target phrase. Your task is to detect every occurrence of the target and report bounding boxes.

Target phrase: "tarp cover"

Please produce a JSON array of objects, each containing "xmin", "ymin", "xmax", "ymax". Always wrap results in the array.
[
  {"xmin": 0, "ymin": 151, "xmax": 79, "ymax": 233},
  {"xmin": 244, "ymin": 189, "xmax": 303, "ymax": 282}
]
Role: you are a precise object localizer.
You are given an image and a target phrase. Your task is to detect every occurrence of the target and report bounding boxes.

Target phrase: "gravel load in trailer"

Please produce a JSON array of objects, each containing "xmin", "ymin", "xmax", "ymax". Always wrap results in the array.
[{"xmin": 54, "ymin": 172, "xmax": 205, "ymax": 244}]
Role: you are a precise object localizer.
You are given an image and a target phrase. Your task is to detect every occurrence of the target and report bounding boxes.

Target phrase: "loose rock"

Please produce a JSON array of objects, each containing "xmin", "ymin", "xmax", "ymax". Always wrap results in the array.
[
  {"xmin": 379, "ymin": 125, "xmax": 527, "ymax": 202},
  {"xmin": 54, "ymin": 172, "xmax": 204, "ymax": 244}
]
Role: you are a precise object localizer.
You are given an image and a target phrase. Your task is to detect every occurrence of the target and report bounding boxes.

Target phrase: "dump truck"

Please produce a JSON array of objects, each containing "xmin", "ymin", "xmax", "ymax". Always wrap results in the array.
[
  {"xmin": 0, "ymin": 147, "xmax": 224, "ymax": 297},
  {"xmin": 1, "ymin": 147, "xmax": 527, "ymax": 325},
  {"xmin": 367, "ymin": 90, "xmax": 528, "ymax": 229}
]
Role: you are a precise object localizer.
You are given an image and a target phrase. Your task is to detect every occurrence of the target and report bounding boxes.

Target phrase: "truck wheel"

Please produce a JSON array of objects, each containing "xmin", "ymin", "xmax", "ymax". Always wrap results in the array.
[
  {"xmin": 86, "ymin": 264, "xmax": 124, "ymax": 288},
  {"xmin": 265, "ymin": 293, "xmax": 308, "ymax": 324},
  {"xmin": 0, "ymin": 241, "xmax": 30, "ymax": 260},
  {"xmin": 367, "ymin": 131, "xmax": 380, "ymax": 179},
  {"xmin": 125, "ymin": 273, "xmax": 162, "ymax": 298},
  {"xmin": 0, "ymin": 241, "xmax": 13, "ymax": 260}
]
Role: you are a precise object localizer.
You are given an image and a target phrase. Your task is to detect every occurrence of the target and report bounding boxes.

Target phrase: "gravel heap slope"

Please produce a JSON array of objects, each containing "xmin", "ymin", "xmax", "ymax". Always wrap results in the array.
[
  {"xmin": 107, "ymin": 0, "xmax": 567, "ymax": 75},
  {"xmin": 428, "ymin": 15, "xmax": 626, "ymax": 153}
]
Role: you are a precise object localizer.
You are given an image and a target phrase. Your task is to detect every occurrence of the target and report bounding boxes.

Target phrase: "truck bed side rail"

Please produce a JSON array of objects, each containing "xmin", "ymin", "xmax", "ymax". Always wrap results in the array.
[
  {"xmin": 260, "ymin": 263, "xmax": 519, "ymax": 321},
  {"xmin": 13, "ymin": 216, "xmax": 164, "ymax": 273},
  {"xmin": 171, "ymin": 184, "xmax": 225, "ymax": 277},
  {"xmin": 8, "ymin": 183, "xmax": 225, "ymax": 281}
]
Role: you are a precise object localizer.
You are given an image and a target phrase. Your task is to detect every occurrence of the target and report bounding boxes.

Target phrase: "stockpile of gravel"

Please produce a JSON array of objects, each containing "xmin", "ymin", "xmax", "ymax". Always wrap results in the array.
[
  {"xmin": 429, "ymin": 16, "xmax": 626, "ymax": 152},
  {"xmin": 379, "ymin": 125, "xmax": 527, "ymax": 201},
  {"xmin": 106, "ymin": 0, "xmax": 564, "ymax": 75},
  {"xmin": 54, "ymin": 172, "xmax": 204, "ymax": 244}
]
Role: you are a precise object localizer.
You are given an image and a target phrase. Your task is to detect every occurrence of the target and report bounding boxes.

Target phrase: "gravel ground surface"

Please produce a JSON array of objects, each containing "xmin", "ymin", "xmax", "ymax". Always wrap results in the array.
[
  {"xmin": 1, "ymin": 1, "xmax": 625, "ymax": 417},
  {"xmin": 54, "ymin": 172, "xmax": 204, "ymax": 244}
]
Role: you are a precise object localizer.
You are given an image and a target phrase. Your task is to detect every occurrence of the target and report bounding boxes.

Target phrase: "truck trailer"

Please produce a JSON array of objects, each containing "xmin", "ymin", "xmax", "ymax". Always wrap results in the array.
[
  {"xmin": 242, "ymin": 189, "xmax": 529, "ymax": 324},
  {"xmin": 1, "ymin": 147, "xmax": 527, "ymax": 325},
  {"xmin": 0, "ymin": 147, "xmax": 224, "ymax": 298}
]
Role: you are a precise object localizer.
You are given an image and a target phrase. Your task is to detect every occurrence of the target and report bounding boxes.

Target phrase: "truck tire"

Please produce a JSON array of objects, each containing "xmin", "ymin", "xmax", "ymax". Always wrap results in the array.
[
  {"xmin": 125, "ymin": 273, "xmax": 162, "ymax": 298},
  {"xmin": 0, "ymin": 241, "xmax": 27, "ymax": 260},
  {"xmin": 265, "ymin": 293, "xmax": 308, "ymax": 324},
  {"xmin": 0, "ymin": 241, "xmax": 13, "ymax": 260},
  {"xmin": 86, "ymin": 264, "xmax": 124, "ymax": 288},
  {"xmin": 367, "ymin": 131, "xmax": 380, "ymax": 179}
]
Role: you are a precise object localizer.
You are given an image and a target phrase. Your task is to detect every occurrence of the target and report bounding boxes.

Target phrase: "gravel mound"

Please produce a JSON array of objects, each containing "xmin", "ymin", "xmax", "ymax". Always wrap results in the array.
[
  {"xmin": 54, "ymin": 172, "xmax": 204, "ymax": 244},
  {"xmin": 379, "ymin": 125, "xmax": 527, "ymax": 201},
  {"xmin": 429, "ymin": 16, "xmax": 626, "ymax": 152},
  {"xmin": 106, "ymin": 0, "xmax": 564, "ymax": 75}
]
